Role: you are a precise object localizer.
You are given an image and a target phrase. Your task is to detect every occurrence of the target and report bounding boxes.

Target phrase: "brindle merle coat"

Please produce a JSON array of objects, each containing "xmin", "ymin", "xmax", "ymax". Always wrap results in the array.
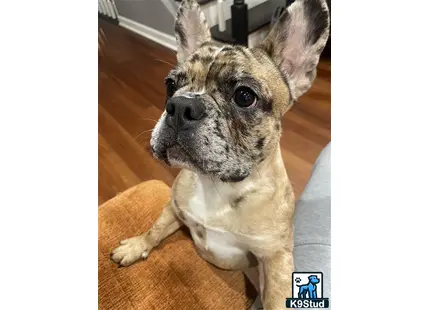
[{"xmin": 112, "ymin": 1, "xmax": 329, "ymax": 309}]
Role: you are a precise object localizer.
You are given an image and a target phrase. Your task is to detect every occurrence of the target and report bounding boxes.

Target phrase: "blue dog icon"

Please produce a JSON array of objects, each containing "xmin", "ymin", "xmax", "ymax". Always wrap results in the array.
[{"xmin": 296, "ymin": 275, "xmax": 320, "ymax": 299}]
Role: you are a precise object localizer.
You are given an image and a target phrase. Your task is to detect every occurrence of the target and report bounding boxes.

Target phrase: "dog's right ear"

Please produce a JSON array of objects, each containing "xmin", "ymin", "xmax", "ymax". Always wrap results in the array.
[
  {"xmin": 257, "ymin": 0, "xmax": 330, "ymax": 100},
  {"xmin": 174, "ymin": 0, "xmax": 211, "ymax": 63}
]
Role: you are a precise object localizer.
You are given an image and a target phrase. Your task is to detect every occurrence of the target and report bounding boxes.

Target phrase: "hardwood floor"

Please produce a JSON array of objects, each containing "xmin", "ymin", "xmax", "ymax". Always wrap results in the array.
[{"xmin": 98, "ymin": 19, "xmax": 331, "ymax": 205}]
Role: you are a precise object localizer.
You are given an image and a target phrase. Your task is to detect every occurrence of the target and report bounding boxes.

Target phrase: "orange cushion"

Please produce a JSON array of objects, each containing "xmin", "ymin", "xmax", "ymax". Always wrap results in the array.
[{"xmin": 98, "ymin": 180, "xmax": 255, "ymax": 310}]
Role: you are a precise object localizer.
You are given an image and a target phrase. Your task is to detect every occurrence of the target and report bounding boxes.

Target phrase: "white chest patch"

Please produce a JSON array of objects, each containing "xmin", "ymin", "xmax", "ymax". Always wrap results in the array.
[
  {"xmin": 187, "ymin": 177, "xmax": 210, "ymax": 221},
  {"xmin": 203, "ymin": 229, "xmax": 246, "ymax": 260},
  {"xmin": 184, "ymin": 176, "xmax": 247, "ymax": 260}
]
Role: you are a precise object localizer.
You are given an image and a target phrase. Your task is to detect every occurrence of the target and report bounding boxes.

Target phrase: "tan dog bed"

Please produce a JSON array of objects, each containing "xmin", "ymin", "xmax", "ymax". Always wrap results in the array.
[{"xmin": 99, "ymin": 180, "xmax": 255, "ymax": 309}]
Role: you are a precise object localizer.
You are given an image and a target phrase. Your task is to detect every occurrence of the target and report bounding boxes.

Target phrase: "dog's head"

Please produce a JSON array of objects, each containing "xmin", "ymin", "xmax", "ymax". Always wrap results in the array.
[
  {"xmin": 308, "ymin": 275, "xmax": 320, "ymax": 284},
  {"xmin": 150, "ymin": 0, "xmax": 329, "ymax": 182}
]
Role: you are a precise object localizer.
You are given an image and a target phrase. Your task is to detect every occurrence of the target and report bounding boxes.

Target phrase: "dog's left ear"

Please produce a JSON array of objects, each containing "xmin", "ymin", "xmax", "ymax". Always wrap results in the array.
[
  {"xmin": 257, "ymin": 0, "xmax": 330, "ymax": 100},
  {"xmin": 174, "ymin": 0, "xmax": 211, "ymax": 63}
]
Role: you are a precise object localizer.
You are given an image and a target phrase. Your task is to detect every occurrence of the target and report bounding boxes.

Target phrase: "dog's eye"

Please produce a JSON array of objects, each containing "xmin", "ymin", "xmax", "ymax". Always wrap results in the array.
[
  {"xmin": 165, "ymin": 78, "xmax": 177, "ymax": 98},
  {"xmin": 233, "ymin": 87, "xmax": 257, "ymax": 108}
]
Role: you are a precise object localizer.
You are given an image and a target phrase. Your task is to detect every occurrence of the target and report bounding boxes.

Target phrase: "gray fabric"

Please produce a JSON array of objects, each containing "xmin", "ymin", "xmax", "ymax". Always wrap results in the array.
[
  {"xmin": 294, "ymin": 142, "xmax": 331, "ymax": 303},
  {"xmin": 250, "ymin": 143, "xmax": 331, "ymax": 310}
]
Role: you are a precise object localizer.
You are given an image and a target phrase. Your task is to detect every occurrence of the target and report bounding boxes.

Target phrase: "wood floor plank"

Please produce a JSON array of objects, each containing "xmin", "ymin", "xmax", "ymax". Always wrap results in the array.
[{"xmin": 98, "ymin": 133, "xmax": 141, "ymax": 201}]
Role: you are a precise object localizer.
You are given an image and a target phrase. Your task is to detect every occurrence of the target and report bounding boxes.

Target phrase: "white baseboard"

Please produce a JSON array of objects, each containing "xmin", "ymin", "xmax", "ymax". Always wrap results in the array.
[{"xmin": 118, "ymin": 16, "xmax": 177, "ymax": 51}]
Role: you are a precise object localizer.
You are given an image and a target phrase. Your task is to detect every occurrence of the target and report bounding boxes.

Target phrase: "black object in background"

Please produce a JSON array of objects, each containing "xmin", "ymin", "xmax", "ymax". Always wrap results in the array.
[
  {"xmin": 210, "ymin": 0, "xmax": 286, "ymax": 46},
  {"xmin": 231, "ymin": 0, "xmax": 249, "ymax": 46}
]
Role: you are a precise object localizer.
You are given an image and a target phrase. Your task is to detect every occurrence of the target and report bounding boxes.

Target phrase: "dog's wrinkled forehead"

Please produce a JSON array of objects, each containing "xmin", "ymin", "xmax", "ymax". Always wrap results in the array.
[{"xmin": 172, "ymin": 43, "xmax": 256, "ymax": 94}]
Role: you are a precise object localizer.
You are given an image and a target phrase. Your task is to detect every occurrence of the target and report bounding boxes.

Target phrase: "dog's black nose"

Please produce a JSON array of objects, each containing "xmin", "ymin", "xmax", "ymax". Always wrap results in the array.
[{"xmin": 165, "ymin": 96, "xmax": 206, "ymax": 130}]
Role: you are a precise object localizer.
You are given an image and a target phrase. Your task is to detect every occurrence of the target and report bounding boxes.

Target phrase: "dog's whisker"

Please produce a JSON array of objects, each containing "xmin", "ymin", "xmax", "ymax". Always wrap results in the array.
[
  {"xmin": 135, "ymin": 138, "xmax": 152, "ymax": 150},
  {"xmin": 136, "ymin": 136, "xmax": 152, "ymax": 142},
  {"xmin": 140, "ymin": 118, "xmax": 158, "ymax": 123},
  {"xmin": 153, "ymin": 58, "xmax": 175, "ymax": 68},
  {"xmin": 134, "ymin": 129, "xmax": 153, "ymax": 140}
]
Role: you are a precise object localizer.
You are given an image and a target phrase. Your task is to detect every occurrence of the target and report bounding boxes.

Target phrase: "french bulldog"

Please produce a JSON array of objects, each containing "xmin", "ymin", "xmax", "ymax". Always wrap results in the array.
[{"xmin": 111, "ymin": 0, "xmax": 330, "ymax": 309}]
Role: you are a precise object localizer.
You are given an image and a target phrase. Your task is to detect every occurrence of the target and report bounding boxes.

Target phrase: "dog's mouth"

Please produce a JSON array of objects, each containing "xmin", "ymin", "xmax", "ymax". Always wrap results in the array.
[
  {"xmin": 150, "ymin": 128, "xmax": 251, "ymax": 183},
  {"xmin": 158, "ymin": 143, "xmax": 199, "ymax": 170},
  {"xmin": 162, "ymin": 143, "xmax": 249, "ymax": 182},
  {"xmin": 166, "ymin": 144, "xmax": 186, "ymax": 165}
]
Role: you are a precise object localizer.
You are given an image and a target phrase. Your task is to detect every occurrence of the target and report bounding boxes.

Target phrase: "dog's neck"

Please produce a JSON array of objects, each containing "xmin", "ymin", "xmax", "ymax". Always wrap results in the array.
[{"xmin": 195, "ymin": 143, "xmax": 287, "ymax": 199}]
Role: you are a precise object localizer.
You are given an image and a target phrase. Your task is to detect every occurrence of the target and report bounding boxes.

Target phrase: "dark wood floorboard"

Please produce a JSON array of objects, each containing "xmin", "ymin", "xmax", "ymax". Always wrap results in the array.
[{"xmin": 98, "ymin": 19, "xmax": 331, "ymax": 205}]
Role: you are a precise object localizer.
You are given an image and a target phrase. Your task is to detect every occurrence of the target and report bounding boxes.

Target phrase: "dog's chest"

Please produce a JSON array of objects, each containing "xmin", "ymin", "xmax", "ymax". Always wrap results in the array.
[{"xmin": 174, "ymin": 179, "xmax": 247, "ymax": 263}]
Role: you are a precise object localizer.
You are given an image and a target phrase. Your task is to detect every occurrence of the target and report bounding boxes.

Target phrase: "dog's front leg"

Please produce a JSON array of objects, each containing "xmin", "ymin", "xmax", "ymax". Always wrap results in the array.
[
  {"xmin": 111, "ymin": 200, "xmax": 183, "ymax": 267},
  {"xmin": 259, "ymin": 250, "xmax": 294, "ymax": 310}
]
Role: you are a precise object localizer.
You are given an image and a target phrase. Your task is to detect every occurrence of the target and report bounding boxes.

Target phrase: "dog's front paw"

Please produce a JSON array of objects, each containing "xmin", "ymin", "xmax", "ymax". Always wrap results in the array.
[{"xmin": 111, "ymin": 234, "xmax": 153, "ymax": 267}]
